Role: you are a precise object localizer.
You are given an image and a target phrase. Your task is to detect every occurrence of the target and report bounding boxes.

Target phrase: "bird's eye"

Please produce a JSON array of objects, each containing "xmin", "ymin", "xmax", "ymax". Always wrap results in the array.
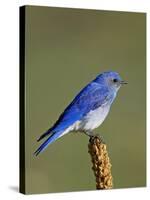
[{"xmin": 113, "ymin": 78, "xmax": 118, "ymax": 83}]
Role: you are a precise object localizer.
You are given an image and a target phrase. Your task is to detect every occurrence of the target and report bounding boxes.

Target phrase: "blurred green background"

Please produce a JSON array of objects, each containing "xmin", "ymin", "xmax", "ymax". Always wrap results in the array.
[{"xmin": 24, "ymin": 6, "xmax": 146, "ymax": 194}]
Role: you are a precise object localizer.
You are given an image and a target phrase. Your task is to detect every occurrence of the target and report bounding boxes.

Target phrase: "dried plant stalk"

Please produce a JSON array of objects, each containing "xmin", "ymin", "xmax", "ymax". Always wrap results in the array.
[{"xmin": 88, "ymin": 136, "xmax": 113, "ymax": 189}]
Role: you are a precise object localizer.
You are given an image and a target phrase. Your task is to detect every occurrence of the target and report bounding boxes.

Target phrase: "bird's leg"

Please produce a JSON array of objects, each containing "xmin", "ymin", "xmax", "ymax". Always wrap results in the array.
[{"xmin": 83, "ymin": 130, "xmax": 93, "ymax": 137}]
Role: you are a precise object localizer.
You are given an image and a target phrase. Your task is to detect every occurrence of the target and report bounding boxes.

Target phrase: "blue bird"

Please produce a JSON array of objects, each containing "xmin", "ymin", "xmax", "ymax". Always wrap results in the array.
[{"xmin": 34, "ymin": 71, "xmax": 127, "ymax": 156}]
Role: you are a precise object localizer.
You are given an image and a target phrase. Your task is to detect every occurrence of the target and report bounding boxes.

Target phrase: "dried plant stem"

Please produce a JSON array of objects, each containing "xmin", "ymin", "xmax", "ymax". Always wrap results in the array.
[{"xmin": 88, "ymin": 136, "xmax": 113, "ymax": 189}]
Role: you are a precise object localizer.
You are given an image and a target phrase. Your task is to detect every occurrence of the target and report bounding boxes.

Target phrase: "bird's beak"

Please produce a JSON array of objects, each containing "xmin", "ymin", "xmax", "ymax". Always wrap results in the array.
[{"xmin": 120, "ymin": 80, "xmax": 128, "ymax": 85}]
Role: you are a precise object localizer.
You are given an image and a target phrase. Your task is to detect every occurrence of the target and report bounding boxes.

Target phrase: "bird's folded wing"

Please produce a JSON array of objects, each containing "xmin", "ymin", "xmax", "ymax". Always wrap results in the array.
[{"xmin": 52, "ymin": 82, "xmax": 112, "ymax": 131}]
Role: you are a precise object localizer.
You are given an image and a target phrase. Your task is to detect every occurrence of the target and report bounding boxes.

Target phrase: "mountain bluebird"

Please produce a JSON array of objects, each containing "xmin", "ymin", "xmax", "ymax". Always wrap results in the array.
[{"xmin": 34, "ymin": 71, "xmax": 127, "ymax": 156}]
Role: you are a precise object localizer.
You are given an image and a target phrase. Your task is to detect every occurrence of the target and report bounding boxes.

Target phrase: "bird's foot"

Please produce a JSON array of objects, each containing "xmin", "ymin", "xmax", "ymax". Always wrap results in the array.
[
  {"xmin": 95, "ymin": 133, "xmax": 105, "ymax": 144},
  {"xmin": 89, "ymin": 135, "xmax": 96, "ymax": 144},
  {"xmin": 89, "ymin": 134, "xmax": 105, "ymax": 144},
  {"xmin": 83, "ymin": 130, "xmax": 105, "ymax": 144}
]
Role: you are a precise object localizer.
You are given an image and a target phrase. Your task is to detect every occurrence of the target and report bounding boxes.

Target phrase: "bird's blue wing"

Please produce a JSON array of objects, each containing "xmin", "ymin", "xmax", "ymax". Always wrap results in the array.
[
  {"xmin": 54, "ymin": 82, "xmax": 113, "ymax": 127},
  {"xmin": 40, "ymin": 82, "xmax": 113, "ymax": 138},
  {"xmin": 66, "ymin": 82, "xmax": 113, "ymax": 114}
]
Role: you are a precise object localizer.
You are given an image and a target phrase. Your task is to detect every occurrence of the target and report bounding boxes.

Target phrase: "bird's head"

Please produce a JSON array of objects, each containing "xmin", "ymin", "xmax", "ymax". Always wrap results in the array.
[{"xmin": 94, "ymin": 71, "xmax": 127, "ymax": 91}]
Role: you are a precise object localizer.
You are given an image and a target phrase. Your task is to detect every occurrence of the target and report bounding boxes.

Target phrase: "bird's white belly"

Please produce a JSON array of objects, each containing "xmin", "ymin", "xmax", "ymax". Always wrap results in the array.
[
  {"xmin": 60, "ymin": 105, "xmax": 110, "ymax": 138},
  {"xmin": 78, "ymin": 105, "xmax": 110, "ymax": 131}
]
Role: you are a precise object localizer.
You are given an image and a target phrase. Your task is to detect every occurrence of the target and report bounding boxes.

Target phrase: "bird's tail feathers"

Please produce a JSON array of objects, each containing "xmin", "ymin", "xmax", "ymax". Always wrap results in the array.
[
  {"xmin": 35, "ymin": 118, "xmax": 77, "ymax": 156},
  {"xmin": 37, "ymin": 122, "xmax": 69, "ymax": 142},
  {"xmin": 34, "ymin": 130, "xmax": 63, "ymax": 156},
  {"xmin": 37, "ymin": 126, "xmax": 53, "ymax": 142}
]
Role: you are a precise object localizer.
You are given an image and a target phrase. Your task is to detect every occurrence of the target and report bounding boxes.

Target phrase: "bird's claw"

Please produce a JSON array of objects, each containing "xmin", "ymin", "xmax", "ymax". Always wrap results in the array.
[
  {"xmin": 89, "ymin": 135, "xmax": 95, "ymax": 143},
  {"xmin": 95, "ymin": 133, "xmax": 105, "ymax": 144},
  {"xmin": 89, "ymin": 134, "xmax": 105, "ymax": 144}
]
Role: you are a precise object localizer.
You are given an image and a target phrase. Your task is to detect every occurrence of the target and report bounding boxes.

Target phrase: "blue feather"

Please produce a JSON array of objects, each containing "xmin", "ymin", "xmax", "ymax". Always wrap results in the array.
[
  {"xmin": 35, "ymin": 112, "xmax": 83, "ymax": 156},
  {"xmin": 37, "ymin": 110, "xmax": 82, "ymax": 142},
  {"xmin": 34, "ymin": 130, "xmax": 63, "ymax": 156}
]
